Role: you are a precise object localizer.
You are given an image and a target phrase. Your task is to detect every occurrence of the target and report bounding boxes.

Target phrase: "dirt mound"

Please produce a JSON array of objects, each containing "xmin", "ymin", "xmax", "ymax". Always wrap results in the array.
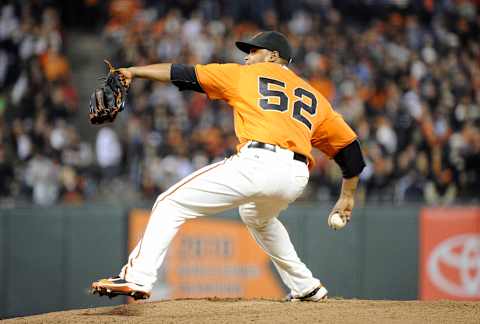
[{"xmin": 3, "ymin": 299, "xmax": 480, "ymax": 324}]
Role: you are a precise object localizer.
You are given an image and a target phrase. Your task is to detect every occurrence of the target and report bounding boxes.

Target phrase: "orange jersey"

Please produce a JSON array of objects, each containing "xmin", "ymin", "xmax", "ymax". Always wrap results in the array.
[{"xmin": 194, "ymin": 62, "xmax": 357, "ymax": 166}]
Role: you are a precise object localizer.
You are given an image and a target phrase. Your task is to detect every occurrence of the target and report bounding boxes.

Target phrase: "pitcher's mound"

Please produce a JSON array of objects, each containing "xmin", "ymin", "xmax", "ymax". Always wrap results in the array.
[{"xmin": 4, "ymin": 298, "xmax": 480, "ymax": 323}]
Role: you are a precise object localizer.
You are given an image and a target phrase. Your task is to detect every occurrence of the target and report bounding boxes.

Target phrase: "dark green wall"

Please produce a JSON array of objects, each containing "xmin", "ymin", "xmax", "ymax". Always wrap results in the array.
[
  {"xmin": 361, "ymin": 206, "xmax": 419, "ymax": 299},
  {"xmin": 1, "ymin": 212, "xmax": 7, "ymax": 316},
  {"xmin": 0, "ymin": 205, "xmax": 128, "ymax": 319},
  {"xmin": 0, "ymin": 203, "xmax": 420, "ymax": 319}
]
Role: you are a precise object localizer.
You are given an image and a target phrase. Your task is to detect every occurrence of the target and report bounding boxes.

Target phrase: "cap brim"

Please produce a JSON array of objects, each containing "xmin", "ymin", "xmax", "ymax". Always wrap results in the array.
[{"xmin": 235, "ymin": 41, "xmax": 264, "ymax": 54}]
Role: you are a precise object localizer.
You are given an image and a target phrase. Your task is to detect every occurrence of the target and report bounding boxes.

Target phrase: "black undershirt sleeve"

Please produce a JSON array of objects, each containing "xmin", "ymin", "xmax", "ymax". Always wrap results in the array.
[
  {"xmin": 170, "ymin": 64, "xmax": 205, "ymax": 93},
  {"xmin": 333, "ymin": 140, "xmax": 366, "ymax": 179}
]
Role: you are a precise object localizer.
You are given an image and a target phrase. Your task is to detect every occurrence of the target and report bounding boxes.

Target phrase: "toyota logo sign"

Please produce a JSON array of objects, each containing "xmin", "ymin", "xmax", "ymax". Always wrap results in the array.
[{"xmin": 427, "ymin": 234, "xmax": 480, "ymax": 297}]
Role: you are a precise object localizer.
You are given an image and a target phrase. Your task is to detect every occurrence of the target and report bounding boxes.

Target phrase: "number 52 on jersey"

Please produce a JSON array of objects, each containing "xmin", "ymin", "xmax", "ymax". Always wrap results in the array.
[{"xmin": 258, "ymin": 77, "xmax": 317, "ymax": 130}]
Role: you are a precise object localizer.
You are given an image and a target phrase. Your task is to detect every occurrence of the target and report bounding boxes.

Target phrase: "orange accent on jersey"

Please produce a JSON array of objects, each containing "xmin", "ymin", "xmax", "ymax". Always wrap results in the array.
[{"xmin": 195, "ymin": 62, "xmax": 357, "ymax": 166}]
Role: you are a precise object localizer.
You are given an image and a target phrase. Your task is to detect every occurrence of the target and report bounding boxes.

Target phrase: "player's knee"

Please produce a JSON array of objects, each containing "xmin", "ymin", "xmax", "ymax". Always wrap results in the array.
[
  {"xmin": 151, "ymin": 197, "xmax": 189, "ymax": 220},
  {"xmin": 240, "ymin": 213, "xmax": 270, "ymax": 229},
  {"xmin": 239, "ymin": 213, "xmax": 252, "ymax": 225}
]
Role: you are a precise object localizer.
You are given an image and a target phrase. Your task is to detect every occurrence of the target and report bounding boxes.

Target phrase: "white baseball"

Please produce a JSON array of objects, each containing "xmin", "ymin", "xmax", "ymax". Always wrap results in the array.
[{"xmin": 329, "ymin": 212, "xmax": 347, "ymax": 230}]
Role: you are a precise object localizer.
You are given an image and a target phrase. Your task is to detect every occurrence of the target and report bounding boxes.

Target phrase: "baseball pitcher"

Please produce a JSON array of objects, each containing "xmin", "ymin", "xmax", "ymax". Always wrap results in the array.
[{"xmin": 92, "ymin": 31, "xmax": 365, "ymax": 301}]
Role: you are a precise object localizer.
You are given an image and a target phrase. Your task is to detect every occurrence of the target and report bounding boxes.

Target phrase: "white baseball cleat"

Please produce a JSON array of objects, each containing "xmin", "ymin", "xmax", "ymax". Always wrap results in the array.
[
  {"xmin": 91, "ymin": 276, "xmax": 150, "ymax": 300},
  {"xmin": 285, "ymin": 285, "xmax": 328, "ymax": 302}
]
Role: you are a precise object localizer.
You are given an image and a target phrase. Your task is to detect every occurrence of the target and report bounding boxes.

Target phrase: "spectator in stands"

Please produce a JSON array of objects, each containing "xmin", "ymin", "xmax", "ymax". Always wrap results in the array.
[
  {"xmin": 0, "ymin": 144, "xmax": 14, "ymax": 198},
  {"xmin": 24, "ymin": 150, "xmax": 60, "ymax": 206},
  {"xmin": 96, "ymin": 127, "xmax": 122, "ymax": 179}
]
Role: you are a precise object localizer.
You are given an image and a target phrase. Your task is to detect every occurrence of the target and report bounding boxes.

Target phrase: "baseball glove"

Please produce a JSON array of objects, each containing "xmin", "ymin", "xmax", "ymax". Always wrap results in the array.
[{"xmin": 89, "ymin": 60, "xmax": 129, "ymax": 124}]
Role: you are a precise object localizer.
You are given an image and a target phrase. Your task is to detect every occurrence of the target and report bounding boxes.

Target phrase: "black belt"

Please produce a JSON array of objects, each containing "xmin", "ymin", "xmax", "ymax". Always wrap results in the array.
[{"xmin": 247, "ymin": 141, "xmax": 308, "ymax": 165}]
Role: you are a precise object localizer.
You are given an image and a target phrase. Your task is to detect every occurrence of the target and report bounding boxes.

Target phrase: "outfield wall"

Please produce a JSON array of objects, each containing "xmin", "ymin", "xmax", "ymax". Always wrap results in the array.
[
  {"xmin": 0, "ymin": 205, "xmax": 129, "ymax": 318},
  {"xmin": 2, "ymin": 204, "xmax": 478, "ymax": 318}
]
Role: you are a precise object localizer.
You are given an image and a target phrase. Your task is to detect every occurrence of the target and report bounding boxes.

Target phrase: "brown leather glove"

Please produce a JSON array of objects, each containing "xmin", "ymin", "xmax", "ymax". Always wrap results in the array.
[{"xmin": 89, "ymin": 60, "xmax": 130, "ymax": 124}]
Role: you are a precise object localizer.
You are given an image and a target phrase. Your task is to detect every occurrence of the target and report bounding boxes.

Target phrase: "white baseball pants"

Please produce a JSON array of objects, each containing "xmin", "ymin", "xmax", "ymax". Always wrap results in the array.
[{"xmin": 120, "ymin": 143, "xmax": 321, "ymax": 297}]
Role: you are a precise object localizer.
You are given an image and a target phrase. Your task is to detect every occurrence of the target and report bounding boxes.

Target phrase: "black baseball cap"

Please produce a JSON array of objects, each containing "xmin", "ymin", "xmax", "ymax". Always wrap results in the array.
[{"xmin": 235, "ymin": 31, "xmax": 292, "ymax": 63}]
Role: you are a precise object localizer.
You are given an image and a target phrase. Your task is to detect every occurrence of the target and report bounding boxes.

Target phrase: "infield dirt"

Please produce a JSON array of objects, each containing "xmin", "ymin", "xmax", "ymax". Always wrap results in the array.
[{"xmin": 3, "ymin": 298, "xmax": 480, "ymax": 324}]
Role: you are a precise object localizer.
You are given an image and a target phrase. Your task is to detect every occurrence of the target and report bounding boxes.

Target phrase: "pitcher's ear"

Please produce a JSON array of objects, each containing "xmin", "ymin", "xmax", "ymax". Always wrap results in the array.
[{"xmin": 268, "ymin": 51, "xmax": 280, "ymax": 62}]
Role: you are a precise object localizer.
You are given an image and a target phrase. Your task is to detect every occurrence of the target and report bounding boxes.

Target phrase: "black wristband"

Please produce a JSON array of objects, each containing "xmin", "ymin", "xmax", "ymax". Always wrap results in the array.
[
  {"xmin": 170, "ymin": 64, "xmax": 204, "ymax": 93},
  {"xmin": 333, "ymin": 140, "xmax": 366, "ymax": 179}
]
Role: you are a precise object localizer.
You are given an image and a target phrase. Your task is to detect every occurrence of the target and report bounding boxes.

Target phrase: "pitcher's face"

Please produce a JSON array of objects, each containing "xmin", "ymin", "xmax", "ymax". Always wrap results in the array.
[{"xmin": 244, "ymin": 48, "xmax": 274, "ymax": 65}]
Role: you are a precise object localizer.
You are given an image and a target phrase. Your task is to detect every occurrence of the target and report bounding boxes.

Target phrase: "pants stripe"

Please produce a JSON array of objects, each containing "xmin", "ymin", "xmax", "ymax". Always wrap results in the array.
[{"xmin": 125, "ymin": 159, "xmax": 228, "ymax": 277}]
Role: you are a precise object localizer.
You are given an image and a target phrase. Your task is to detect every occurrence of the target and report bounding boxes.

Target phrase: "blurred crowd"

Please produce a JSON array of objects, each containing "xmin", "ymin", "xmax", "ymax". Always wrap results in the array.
[
  {"xmin": 1, "ymin": 0, "xmax": 479, "ymax": 206},
  {"xmin": 0, "ymin": 1, "xmax": 91, "ymax": 206},
  {"xmin": 103, "ymin": 0, "xmax": 480, "ymax": 204}
]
